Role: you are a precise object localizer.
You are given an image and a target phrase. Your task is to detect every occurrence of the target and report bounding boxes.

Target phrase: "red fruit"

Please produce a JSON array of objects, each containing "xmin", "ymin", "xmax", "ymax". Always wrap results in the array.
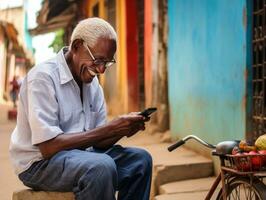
[
  {"xmin": 249, "ymin": 151, "xmax": 262, "ymax": 170},
  {"xmin": 258, "ymin": 150, "xmax": 266, "ymax": 166},
  {"xmin": 249, "ymin": 151, "xmax": 258, "ymax": 155},
  {"xmin": 258, "ymin": 150, "xmax": 266, "ymax": 154}
]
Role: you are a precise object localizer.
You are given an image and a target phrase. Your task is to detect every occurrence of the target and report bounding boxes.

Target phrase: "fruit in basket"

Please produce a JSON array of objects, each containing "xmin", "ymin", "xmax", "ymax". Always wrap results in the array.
[
  {"xmin": 239, "ymin": 140, "xmax": 246, "ymax": 149},
  {"xmin": 235, "ymin": 152, "xmax": 251, "ymax": 171},
  {"xmin": 249, "ymin": 151, "xmax": 262, "ymax": 170},
  {"xmin": 258, "ymin": 150, "xmax": 266, "ymax": 166},
  {"xmin": 231, "ymin": 146, "xmax": 241, "ymax": 155},
  {"xmin": 255, "ymin": 134, "xmax": 266, "ymax": 150},
  {"xmin": 239, "ymin": 140, "xmax": 256, "ymax": 152},
  {"xmin": 258, "ymin": 150, "xmax": 266, "ymax": 154}
]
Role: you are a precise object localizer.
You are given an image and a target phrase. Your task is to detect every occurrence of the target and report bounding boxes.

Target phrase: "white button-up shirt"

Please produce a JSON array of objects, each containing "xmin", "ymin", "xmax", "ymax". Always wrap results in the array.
[{"xmin": 9, "ymin": 47, "xmax": 107, "ymax": 174}]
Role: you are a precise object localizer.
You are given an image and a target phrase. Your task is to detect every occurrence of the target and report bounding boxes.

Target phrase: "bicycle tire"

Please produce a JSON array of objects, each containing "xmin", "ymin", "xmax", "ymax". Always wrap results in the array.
[{"xmin": 216, "ymin": 177, "xmax": 266, "ymax": 200}]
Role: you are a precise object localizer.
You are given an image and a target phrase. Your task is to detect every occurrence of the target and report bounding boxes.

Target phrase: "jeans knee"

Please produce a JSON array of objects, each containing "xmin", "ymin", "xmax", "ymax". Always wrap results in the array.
[
  {"xmin": 131, "ymin": 148, "xmax": 153, "ymax": 173},
  {"xmin": 99, "ymin": 157, "xmax": 117, "ymax": 179},
  {"xmin": 75, "ymin": 155, "xmax": 117, "ymax": 200},
  {"xmin": 140, "ymin": 149, "xmax": 153, "ymax": 169},
  {"xmin": 87, "ymin": 155, "xmax": 117, "ymax": 184}
]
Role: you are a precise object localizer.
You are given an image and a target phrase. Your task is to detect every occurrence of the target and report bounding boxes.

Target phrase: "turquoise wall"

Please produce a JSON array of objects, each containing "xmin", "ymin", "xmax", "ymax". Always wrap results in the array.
[
  {"xmin": 23, "ymin": 0, "xmax": 33, "ymax": 51},
  {"xmin": 168, "ymin": 0, "xmax": 252, "ymax": 144}
]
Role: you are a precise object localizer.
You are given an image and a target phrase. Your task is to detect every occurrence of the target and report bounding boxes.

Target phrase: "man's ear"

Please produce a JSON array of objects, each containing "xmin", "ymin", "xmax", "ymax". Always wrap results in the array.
[{"xmin": 71, "ymin": 39, "xmax": 83, "ymax": 52}]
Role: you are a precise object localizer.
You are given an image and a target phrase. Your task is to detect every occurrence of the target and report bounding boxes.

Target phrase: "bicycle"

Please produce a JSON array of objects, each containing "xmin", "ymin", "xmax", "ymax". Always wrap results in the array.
[{"xmin": 168, "ymin": 135, "xmax": 266, "ymax": 200}]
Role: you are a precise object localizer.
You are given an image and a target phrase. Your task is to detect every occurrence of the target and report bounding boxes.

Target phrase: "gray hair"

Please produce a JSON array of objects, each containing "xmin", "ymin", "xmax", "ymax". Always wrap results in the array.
[{"xmin": 70, "ymin": 17, "xmax": 117, "ymax": 49}]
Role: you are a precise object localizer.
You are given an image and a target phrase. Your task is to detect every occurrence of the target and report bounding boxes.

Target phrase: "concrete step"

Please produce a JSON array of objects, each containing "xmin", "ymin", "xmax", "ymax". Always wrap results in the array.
[
  {"xmin": 145, "ymin": 143, "xmax": 213, "ymax": 185},
  {"xmin": 119, "ymin": 133, "xmax": 214, "ymax": 197},
  {"xmin": 154, "ymin": 192, "xmax": 206, "ymax": 200},
  {"xmin": 154, "ymin": 192, "xmax": 207, "ymax": 200},
  {"xmin": 159, "ymin": 176, "xmax": 219, "ymax": 194},
  {"xmin": 121, "ymin": 137, "xmax": 213, "ymax": 184},
  {"xmin": 155, "ymin": 177, "xmax": 221, "ymax": 200}
]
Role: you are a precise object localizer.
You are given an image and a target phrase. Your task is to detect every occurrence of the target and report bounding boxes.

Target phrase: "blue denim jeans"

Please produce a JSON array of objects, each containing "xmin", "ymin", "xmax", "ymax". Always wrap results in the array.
[{"xmin": 18, "ymin": 145, "xmax": 152, "ymax": 200}]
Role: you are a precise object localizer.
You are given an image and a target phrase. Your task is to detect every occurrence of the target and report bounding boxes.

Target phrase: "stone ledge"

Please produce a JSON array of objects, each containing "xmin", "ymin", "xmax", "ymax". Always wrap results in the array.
[{"xmin": 13, "ymin": 189, "xmax": 74, "ymax": 200}]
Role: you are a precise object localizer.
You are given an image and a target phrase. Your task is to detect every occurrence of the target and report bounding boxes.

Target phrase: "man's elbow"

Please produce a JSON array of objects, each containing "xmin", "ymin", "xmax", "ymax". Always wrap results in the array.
[
  {"xmin": 37, "ymin": 140, "xmax": 58, "ymax": 159},
  {"xmin": 38, "ymin": 145, "xmax": 55, "ymax": 159},
  {"xmin": 40, "ymin": 149, "xmax": 54, "ymax": 159}
]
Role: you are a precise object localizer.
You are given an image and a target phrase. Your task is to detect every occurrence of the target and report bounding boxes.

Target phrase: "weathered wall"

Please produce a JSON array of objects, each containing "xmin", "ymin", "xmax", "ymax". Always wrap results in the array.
[
  {"xmin": 83, "ymin": 0, "xmax": 128, "ymax": 115},
  {"xmin": 168, "ymin": 0, "xmax": 252, "ymax": 144},
  {"xmin": 144, "ymin": 0, "xmax": 153, "ymax": 108},
  {"xmin": 115, "ymin": 0, "xmax": 128, "ymax": 114},
  {"xmin": 103, "ymin": 0, "xmax": 118, "ymax": 115},
  {"xmin": 125, "ymin": 0, "xmax": 140, "ymax": 112},
  {"xmin": 0, "ymin": 7, "xmax": 26, "ymax": 50},
  {"xmin": 0, "ymin": 30, "xmax": 7, "ymax": 102}
]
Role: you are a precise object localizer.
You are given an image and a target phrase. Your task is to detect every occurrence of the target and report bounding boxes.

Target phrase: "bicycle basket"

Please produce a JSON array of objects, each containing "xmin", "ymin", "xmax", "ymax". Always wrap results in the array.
[{"xmin": 224, "ymin": 154, "xmax": 266, "ymax": 172}]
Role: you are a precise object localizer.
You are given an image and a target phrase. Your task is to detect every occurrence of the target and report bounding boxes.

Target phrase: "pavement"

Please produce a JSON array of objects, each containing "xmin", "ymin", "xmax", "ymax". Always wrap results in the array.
[
  {"xmin": 0, "ymin": 103, "xmax": 215, "ymax": 200},
  {"xmin": 0, "ymin": 104, "xmax": 27, "ymax": 200}
]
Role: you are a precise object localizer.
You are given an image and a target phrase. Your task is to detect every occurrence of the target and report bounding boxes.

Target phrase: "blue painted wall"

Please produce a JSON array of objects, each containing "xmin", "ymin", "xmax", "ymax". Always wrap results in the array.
[
  {"xmin": 23, "ymin": 0, "xmax": 33, "ymax": 51},
  {"xmin": 168, "ymin": 0, "xmax": 252, "ymax": 144}
]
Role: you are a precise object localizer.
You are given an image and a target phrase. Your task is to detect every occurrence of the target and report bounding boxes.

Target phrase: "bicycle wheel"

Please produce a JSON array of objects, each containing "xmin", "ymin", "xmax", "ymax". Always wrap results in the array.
[{"xmin": 216, "ymin": 177, "xmax": 266, "ymax": 200}]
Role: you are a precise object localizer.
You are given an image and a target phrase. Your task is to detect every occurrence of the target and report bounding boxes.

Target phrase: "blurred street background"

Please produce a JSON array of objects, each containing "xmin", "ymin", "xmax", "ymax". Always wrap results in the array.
[
  {"xmin": 0, "ymin": 103, "xmax": 27, "ymax": 200},
  {"xmin": 0, "ymin": 0, "xmax": 263, "ymax": 199}
]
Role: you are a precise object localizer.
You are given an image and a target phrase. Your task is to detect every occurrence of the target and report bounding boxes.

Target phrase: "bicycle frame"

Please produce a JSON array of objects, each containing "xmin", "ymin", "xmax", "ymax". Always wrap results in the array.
[{"xmin": 205, "ymin": 173, "xmax": 221, "ymax": 200}]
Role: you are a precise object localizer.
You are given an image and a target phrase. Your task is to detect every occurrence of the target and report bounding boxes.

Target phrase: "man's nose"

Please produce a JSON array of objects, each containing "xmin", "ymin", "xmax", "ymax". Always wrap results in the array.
[{"xmin": 96, "ymin": 65, "xmax": 106, "ymax": 74}]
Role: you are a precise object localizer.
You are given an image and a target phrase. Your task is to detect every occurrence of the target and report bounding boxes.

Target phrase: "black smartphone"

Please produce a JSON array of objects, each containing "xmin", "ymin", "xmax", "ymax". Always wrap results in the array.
[{"xmin": 139, "ymin": 107, "xmax": 157, "ymax": 117}]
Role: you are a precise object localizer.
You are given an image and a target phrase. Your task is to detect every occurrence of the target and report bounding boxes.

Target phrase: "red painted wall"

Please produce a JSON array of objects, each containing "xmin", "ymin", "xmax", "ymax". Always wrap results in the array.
[
  {"xmin": 144, "ymin": 0, "xmax": 152, "ymax": 107},
  {"xmin": 126, "ymin": 0, "xmax": 139, "ymax": 111}
]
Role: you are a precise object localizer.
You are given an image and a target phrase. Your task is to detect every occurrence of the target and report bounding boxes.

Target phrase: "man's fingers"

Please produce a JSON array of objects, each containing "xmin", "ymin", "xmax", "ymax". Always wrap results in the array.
[
  {"xmin": 133, "ymin": 122, "xmax": 145, "ymax": 131},
  {"xmin": 126, "ymin": 121, "xmax": 145, "ymax": 138},
  {"xmin": 124, "ymin": 114, "xmax": 145, "ymax": 122},
  {"xmin": 140, "ymin": 122, "xmax": 145, "ymax": 130},
  {"xmin": 129, "ymin": 112, "xmax": 141, "ymax": 115},
  {"xmin": 126, "ymin": 113, "xmax": 150, "ymax": 122},
  {"xmin": 126, "ymin": 127, "xmax": 139, "ymax": 137},
  {"xmin": 143, "ymin": 116, "xmax": 150, "ymax": 122}
]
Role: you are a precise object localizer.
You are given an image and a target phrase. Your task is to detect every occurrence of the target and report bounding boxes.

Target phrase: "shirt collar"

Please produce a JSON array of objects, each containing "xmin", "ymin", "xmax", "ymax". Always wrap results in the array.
[{"xmin": 57, "ymin": 46, "xmax": 74, "ymax": 84}]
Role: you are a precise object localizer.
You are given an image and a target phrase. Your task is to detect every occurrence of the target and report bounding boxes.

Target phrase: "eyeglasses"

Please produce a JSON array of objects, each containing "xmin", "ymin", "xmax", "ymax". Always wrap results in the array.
[{"xmin": 83, "ymin": 43, "xmax": 116, "ymax": 68}]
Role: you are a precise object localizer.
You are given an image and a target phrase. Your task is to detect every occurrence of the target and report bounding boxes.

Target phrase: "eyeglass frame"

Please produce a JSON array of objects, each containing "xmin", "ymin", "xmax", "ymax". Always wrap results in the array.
[{"xmin": 83, "ymin": 43, "xmax": 116, "ymax": 68}]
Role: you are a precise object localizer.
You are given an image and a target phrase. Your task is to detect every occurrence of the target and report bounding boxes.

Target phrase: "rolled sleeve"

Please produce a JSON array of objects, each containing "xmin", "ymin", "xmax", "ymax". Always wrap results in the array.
[{"xmin": 27, "ymin": 76, "xmax": 63, "ymax": 145}]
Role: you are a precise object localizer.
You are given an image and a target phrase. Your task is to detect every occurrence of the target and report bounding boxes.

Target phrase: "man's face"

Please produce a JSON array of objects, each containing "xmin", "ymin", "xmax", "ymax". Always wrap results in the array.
[{"xmin": 72, "ymin": 37, "xmax": 116, "ymax": 83}]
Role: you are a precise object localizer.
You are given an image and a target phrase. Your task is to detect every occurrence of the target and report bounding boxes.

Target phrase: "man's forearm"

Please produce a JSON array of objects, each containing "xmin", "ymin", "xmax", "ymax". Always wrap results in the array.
[
  {"xmin": 38, "ymin": 115, "xmax": 145, "ymax": 159},
  {"xmin": 38, "ymin": 124, "xmax": 117, "ymax": 159},
  {"xmin": 93, "ymin": 135, "xmax": 123, "ymax": 149}
]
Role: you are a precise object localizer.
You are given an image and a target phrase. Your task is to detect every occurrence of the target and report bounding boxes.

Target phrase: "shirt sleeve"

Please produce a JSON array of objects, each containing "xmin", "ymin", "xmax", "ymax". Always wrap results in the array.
[
  {"xmin": 95, "ymin": 85, "xmax": 107, "ymax": 127},
  {"xmin": 27, "ymin": 75, "xmax": 63, "ymax": 145}
]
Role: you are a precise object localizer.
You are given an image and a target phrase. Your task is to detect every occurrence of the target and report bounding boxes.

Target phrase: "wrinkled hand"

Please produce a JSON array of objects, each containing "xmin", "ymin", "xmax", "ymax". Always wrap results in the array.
[
  {"xmin": 109, "ymin": 113, "xmax": 146, "ymax": 138},
  {"xmin": 130, "ymin": 112, "xmax": 151, "ymax": 122}
]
